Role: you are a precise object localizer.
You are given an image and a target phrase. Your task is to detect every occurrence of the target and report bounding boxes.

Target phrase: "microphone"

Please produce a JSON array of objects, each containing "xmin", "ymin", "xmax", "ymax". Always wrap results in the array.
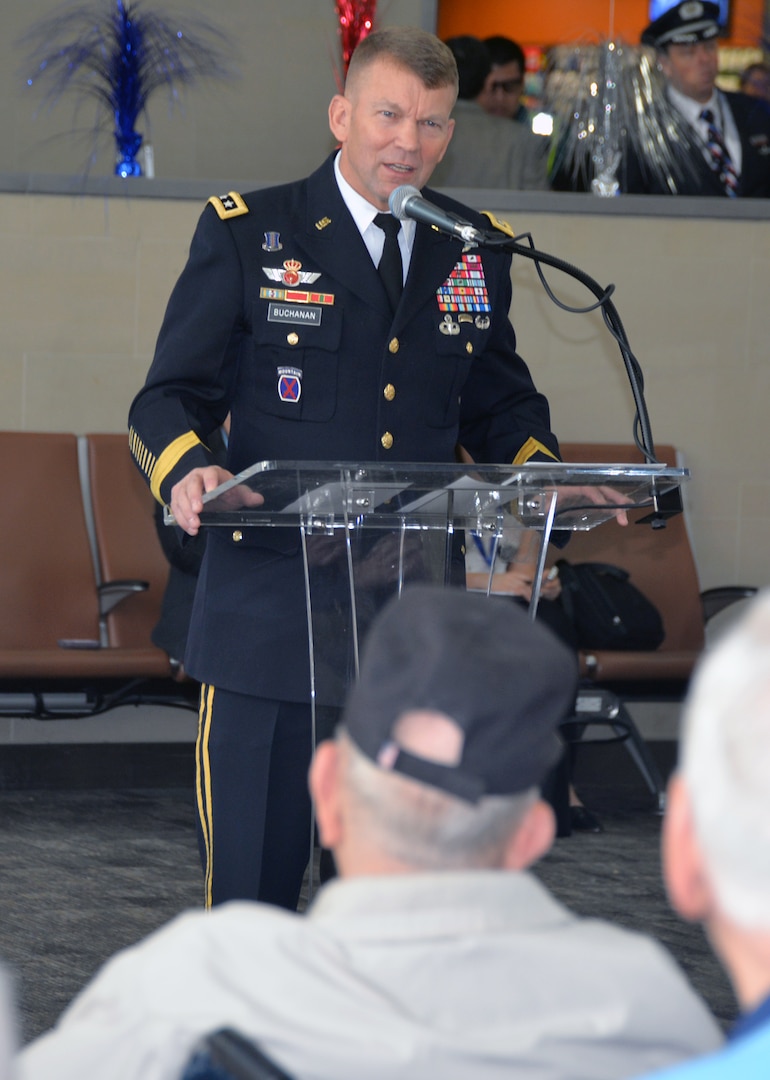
[{"xmin": 388, "ymin": 185, "xmax": 486, "ymax": 245}]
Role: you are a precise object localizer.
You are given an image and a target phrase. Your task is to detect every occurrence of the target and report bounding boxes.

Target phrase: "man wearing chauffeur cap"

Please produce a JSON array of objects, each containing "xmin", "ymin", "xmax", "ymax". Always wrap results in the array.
[
  {"xmin": 624, "ymin": 0, "xmax": 770, "ymax": 196},
  {"xmin": 16, "ymin": 587, "xmax": 721, "ymax": 1080}
]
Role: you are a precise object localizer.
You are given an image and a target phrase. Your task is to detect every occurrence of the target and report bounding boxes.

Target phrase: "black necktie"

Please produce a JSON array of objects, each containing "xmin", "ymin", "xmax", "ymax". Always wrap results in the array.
[{"xmin": 374, "ymin": 213, "xmax": 403, "ymax": 312}]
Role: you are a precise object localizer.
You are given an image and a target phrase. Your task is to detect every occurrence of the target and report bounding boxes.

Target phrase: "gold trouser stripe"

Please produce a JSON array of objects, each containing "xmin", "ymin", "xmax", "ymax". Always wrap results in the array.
[
  {"xmin": 196, "ymin": 683, "xmax": 216, "ymax": 910},
  {"xmin": 149, "ymin": 431, "xmax": 203, "ymax": 503},
  {"xmin": 512, "ymin": 437, "xmax": 560, "ymax": 466}
]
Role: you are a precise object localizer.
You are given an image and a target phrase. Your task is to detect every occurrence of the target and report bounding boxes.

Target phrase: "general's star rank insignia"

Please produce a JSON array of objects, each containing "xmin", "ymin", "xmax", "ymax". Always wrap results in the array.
[{"xmin": 208, "ymin": 191, "xmax": 249, "ymax": 219}]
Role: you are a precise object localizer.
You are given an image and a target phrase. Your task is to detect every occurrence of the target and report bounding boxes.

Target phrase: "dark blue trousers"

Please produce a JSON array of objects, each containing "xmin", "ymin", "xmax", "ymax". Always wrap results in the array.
[{"xmin": 195, "ymin": 686, "xmax": 316, "ymax": 909}]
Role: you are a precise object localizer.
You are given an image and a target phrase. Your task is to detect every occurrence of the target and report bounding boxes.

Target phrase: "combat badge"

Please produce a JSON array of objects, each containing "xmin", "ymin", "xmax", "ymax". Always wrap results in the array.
[
  {"xmin": 278, "ymin": 367, "xmax": 302, "ymax": 403},
  {"xmin": 439, "ymin": 314, "xmax": 460, "ymax": 336}
]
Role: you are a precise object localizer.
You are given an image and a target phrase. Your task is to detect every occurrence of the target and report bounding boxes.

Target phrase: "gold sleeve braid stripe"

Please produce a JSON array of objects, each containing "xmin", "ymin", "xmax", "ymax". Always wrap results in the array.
[
  {"xmin": 129, "ymin": 428, "xmax": 204, "ymax": 503},
  {"xmin": 148, "ymin": 430, "xmax": 205, "ymax": 502},
  {"xmin": 512, "ymin": 437, "xmax": 560, "ymax": 466},
  {"xmin": 129, "ymin": 427, "xmax": 156, "ymax": 482}
]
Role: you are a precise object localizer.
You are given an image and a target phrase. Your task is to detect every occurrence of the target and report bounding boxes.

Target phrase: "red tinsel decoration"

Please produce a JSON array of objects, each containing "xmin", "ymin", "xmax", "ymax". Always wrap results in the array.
[{"xmin": 335, "ymin": 0, "xmax": 377, "ymax": 74}]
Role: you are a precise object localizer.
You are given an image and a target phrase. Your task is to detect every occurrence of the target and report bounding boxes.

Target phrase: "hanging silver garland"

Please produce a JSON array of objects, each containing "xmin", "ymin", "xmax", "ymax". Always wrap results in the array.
[{"xmin": 545, "ymin": 39, "xmax": 703, "ymax": 195}]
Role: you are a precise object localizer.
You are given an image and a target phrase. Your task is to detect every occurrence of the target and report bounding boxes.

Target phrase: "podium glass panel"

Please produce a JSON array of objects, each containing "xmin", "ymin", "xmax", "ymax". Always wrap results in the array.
[
  {"xmin": 169, "ymin": 458, "xmax": 687, "ymax": 894},
  {"xmin": 171, "ymin": 459, "xmax": 688, "ymax": 706}
]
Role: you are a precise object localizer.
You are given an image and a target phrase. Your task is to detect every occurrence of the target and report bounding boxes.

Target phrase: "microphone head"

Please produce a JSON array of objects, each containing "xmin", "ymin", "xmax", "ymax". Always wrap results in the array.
[{"xmin": 389, "ymin": 184, "xmax": 420, "ymax": 220}]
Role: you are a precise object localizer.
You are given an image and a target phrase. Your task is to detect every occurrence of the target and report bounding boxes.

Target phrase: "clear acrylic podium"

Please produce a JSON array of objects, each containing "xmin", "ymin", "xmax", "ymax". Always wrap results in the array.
[
  {"xmin": 189, "ymin": 457, "xmax": 688, "ymax": 710},
  {"xmin": 185, "ymin": 458, "xmax": 688, "ymax": 885}
]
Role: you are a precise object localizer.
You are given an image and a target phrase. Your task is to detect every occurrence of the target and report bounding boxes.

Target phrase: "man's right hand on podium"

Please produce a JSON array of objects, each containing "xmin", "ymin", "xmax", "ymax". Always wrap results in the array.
[{"xmin": 170, "ymin": 466, "xmax": 264, "ymax": 536}]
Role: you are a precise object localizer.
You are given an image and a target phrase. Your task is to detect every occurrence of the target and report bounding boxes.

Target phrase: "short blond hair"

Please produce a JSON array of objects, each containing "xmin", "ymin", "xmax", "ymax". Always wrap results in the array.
[{"xmin": 346, "ymin": 26, "xmax": 458, "ymax": 96}]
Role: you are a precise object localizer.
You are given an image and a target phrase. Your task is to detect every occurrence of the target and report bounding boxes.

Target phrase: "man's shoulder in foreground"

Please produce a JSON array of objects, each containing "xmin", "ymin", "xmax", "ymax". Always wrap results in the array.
[{"xmin": 16, "ymin": 871, "xmax": 722, "ymax": 1080}]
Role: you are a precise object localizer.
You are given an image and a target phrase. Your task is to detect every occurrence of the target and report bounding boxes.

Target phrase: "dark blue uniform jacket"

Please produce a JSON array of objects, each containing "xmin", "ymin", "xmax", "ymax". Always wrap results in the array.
[{"xmin": 129, "ymin": 154, "xmax": 560, "ymax": 698}]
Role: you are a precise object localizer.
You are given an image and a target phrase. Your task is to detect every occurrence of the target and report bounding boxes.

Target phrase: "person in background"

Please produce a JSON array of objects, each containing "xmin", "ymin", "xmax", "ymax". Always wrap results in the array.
[
  {"xmin": 477, "ymin": 34, "xmax": 530, "ymax": 123},
  {"xmin": 465, "ymin": 528, "xmax": 602, "ymax": 834},
  {"xmin": 15, "ymin": 586, "xmax": 722, "ymax": 1080},
  {"xmin": 431, "ymin": 35, "xmax": 549, "ymax": 190},
  {"xmin": 739, "ymin": 61, "xmax": 770, "ymax": 103},
  {"xmin": 624, "ymin": 0, "xmax": 770, "ymax": 196},
  {"xmin": 633, "ymin": 590, "xmax": 770, "ymax": 1079}
]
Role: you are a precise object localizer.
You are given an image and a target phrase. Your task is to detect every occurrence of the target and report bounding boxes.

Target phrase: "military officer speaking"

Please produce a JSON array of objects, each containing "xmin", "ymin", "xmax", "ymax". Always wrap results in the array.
[{"xmin": 128, "ymin": 26, "xmax": 562, "ymax": 910}]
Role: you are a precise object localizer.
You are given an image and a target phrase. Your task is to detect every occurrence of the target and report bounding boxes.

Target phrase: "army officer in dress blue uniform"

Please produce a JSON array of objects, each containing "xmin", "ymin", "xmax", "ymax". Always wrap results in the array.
[{"xmin": 129, "ymin": 27, "xmax": 562, "ymax": 910}]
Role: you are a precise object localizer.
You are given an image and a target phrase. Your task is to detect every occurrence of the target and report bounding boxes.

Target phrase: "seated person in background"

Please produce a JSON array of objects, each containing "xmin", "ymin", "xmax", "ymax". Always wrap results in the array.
[
  {"xmin": 16, "ymin": 586, "xmax": 722, "ymax": 1080},
  {"xmin": 625, "ymin": 0, "xmax": 770, "ymax": 197},
  {"xmin": 634, "ymin": 590, "xmax": 770, "ymax": 1079},
  {"xmin": 465, "ymin": 527, "xmax": 602, "ymax": 834},
  {"xmin": 739, "ymin": 61, "xmax": 770, "ymax": 103},
  {"xmin": 477, "ymin": 34, "xmax": 531, "ymax": 123},
  {"xmin": 431, "ymin": 35, "xmax": 550, "ymax": 190}
]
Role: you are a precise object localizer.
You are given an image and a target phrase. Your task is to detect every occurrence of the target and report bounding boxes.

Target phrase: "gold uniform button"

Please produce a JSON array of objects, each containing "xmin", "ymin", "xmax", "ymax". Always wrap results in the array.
[
  {"xmin": 466, "ymin": 341, "xmax": 473, "ymax": 355},
  {"xmin": 232, "ymin": 530, "xmax": 243, "ymax": 543},
  {"xmin": 383, "ymin": 383, "xmax": 396, "ymax": 401},
  {"xmin": 388, "ymin": 337, "xmax": 399, "ymax": 354},
  {"xmin": 287, "ymin": 332, "xmax": 299, "ymax": 345},
  {"xmin": 381, "ymin": 432, "xmax": 394, "ymax": 450}
]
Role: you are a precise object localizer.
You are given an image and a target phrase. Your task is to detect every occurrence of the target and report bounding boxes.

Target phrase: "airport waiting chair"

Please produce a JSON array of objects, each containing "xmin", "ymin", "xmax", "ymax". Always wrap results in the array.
[{"xmin": 552, "ymin": 442, "xmax": 756, "ymax": 809}]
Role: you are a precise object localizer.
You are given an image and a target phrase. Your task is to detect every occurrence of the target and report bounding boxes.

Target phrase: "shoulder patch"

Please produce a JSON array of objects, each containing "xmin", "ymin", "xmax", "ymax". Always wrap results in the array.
[
  {"xmin": 481, "ymin": 210, "xmax": 515, "ymax": 238},
  {"xmin": 208, "ymin": 191, "xmax": 249, "ymax": 220}
]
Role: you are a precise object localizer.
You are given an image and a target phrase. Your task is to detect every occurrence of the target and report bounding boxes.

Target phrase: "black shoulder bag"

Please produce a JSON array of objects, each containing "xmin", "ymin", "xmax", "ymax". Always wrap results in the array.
[{"xmin": 555, "ymin": 560, "xmax": 665, "ymax": 651}]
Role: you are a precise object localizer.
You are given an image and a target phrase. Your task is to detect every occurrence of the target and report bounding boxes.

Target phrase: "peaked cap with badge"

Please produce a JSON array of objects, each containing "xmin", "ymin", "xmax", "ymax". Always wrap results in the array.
[
  {"xmin": 626, "ymin": 2, "xmax": 770, "ymax": 196},
  {"xmin": 641, "ymin": 1, "xmax": 721, "ymax": 49}
]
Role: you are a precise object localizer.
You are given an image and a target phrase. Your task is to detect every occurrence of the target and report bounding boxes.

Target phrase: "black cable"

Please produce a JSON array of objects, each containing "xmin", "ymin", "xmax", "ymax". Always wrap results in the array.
[{"xmin": 477, "ymin": 228, "xmax": 658, "ymax": 464}]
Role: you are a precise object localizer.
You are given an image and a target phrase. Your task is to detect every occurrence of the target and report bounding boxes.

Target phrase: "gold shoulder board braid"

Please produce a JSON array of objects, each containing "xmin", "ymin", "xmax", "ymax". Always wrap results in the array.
[{"xmin": 481, "ymin": 210, "xmax": 515, "ymax": 238}]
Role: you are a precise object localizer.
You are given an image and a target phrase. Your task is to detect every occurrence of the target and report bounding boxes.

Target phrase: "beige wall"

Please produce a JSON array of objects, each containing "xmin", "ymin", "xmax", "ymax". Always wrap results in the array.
[
  {"xmin": 505, "ymin": 204, "xmax": 770, "ymax": 594},
  {"xmin": 1, "ymin": 186, "xmax": 768, "ymax": 596}
]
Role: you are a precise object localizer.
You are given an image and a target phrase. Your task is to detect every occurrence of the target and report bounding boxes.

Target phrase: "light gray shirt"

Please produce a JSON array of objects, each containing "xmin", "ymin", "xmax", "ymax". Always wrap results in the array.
[{"xmin": 16, "ymin": 871, "xmax": 722, "ymax": 1080}]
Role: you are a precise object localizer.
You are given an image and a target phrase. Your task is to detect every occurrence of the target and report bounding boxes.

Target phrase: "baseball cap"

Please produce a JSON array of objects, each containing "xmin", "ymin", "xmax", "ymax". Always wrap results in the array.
[
  {"xmin": 342, "ymin": 585, "xmax": 577, "ymax": 803},
  {"xmin": 642, "ymin": 1, "xmax": 721, "ymax": 48}
]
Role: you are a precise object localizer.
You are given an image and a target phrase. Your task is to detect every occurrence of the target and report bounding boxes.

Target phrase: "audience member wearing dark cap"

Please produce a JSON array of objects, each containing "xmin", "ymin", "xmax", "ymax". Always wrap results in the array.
[
  {"xmin": 625, "ymin": 0, "xmax": 770, "ymax": 196},
  {"xmin": 17, "ymin": 586, "xmax": 722, "ymax": 1080},
  {"xmin": 431, "ymin": 35, "xmax": 549, "ymax": 190}
]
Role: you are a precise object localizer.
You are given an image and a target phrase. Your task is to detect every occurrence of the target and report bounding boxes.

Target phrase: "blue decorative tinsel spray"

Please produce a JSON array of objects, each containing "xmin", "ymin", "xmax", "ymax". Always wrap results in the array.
[{"xmin": 20, "ymin": 0, "xmax": 234, "ymax": 177}]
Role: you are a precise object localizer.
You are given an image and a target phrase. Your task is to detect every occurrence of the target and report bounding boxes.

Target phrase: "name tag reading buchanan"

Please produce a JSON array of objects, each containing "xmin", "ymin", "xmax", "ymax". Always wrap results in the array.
[{"xmin": 268, "ymin": 303, "xmax": 323, "ymax": 326}]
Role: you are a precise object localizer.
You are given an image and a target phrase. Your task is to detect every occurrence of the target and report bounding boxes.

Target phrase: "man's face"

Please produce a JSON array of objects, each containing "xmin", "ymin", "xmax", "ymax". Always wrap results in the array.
[
  {"xmin": 476, "ymin": 60, "xmax": 524, "ymax": 118},
  {"xmin": 329, "ymin": 57, "xmax": 456, "ymax": 210},
  {"xmin": 659, "ymin": 39, "xmax": 719, "ymax": 104}
]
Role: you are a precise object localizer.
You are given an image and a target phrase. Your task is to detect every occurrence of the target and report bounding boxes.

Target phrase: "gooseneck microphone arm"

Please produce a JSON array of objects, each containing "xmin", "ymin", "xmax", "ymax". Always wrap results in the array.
[{"xmin": 389, "ymin": 185, "xmax": 657, "ymax": 466}]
